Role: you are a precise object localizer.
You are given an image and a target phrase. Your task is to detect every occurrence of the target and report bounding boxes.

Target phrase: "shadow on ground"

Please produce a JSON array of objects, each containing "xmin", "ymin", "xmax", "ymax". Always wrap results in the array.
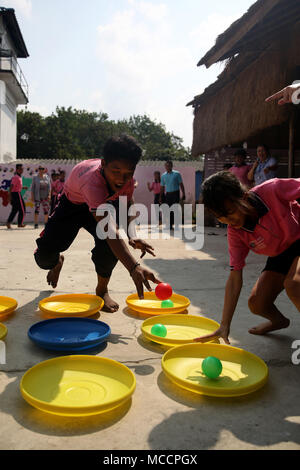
[{"xmin": 147, "ymin": 365, "xmax": 300, "ymax": 449}]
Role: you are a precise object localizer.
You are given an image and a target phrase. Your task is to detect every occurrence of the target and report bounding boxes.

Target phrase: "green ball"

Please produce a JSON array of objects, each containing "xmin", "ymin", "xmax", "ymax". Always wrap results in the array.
[
  {"xmin": 161, "ymin": 299, "xmax": 174, "ymax": 308},
  {"xmin": 202, "ymin": 356, "xmax": 223, "ymax": 379},
  {"xmin": 151, "ymin": 324, "xmax": 167, "ymax": 337}
]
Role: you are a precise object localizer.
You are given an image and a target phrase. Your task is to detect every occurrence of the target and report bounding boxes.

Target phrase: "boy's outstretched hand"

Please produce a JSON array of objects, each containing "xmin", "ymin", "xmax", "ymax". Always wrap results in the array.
[
  {"xmin": 194, "ymin": 325, "xmax": 231, "ymax": 345},
  {"xmin": 131, "ymin": 265, "xmax": 161, "ymax": 299},
  {"xmin": 129, "ymin": 238, "xmax": 156, "ymax": 258}
]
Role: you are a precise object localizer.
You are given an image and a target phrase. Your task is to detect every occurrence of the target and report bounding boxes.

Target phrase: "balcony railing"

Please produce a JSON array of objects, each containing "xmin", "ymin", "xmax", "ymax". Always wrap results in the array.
[{"xmin": 0, "ymin": 55, "xmax": 28, "ymax": 101}]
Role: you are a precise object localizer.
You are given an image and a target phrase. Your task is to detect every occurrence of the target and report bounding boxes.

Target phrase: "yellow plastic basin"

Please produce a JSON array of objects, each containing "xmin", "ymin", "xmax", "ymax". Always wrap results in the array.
[
  {"xmin": 0, "ymin": 323, "xmax": 7, "ymax": 341},
  {"xmin": 20, "ymin": 355, "xmax": 136, "ymax": 416},
  {"xmin": 39, "ymin": 294, "xmax": 104, "ymax": 318},
  {"xmin": 162, "ymin": 343, "xmax": 268, "ymax": 398},
  {"xmin": 141, "ymin": 314, "xmax": 220, "ymax": 346},
  {"xmin": 0, "ymin": 296, "xmax": 18, "ymax": 320},
  {"xmin": 126, "ymin": 292, "xmax": 190, "ymax": 315}
]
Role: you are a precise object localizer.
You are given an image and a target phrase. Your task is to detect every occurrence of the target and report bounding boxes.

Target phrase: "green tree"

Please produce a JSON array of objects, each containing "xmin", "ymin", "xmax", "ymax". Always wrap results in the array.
[{"xmin": 17, "ymin": 108, "xmax": 190, "ymax": 161}]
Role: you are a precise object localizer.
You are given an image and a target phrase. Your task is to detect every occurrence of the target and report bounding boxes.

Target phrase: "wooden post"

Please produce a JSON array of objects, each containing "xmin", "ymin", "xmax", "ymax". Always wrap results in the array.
[{"xmin": 288, "ymin": 110, "xmax": 295, "ymax": 178}]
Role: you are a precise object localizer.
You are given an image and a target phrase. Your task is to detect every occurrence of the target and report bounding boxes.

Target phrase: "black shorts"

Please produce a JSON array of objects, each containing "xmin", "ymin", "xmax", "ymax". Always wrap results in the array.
[
  {"xmin": 34, "ymin": 194, "xmax": 119, "ymax": 278},
  {"xmin": 262, "ymin": 239, "xmax": 300, "ymax": 275}
]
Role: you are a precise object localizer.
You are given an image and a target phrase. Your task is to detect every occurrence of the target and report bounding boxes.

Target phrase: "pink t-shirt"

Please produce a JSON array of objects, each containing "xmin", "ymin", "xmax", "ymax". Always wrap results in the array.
[
  {"xmin": 51, "ymin": 180, "xmax": 65, "ymax": 196},
  {"xmin": 228, "ymin": 178, "xmax": 300, "ymax": 271},
  {"xmin": 149, "ymin": 182, "xmax": 161, "ymax": 194},
  {"xmin": 229, "ymin": 164, "xmax": 252, "ymax": 188},
  {"xmin": 63, "ymin": 159, "xmax": 134, "ymax": 212},
  {"xmin": 10, "ymin": 174, "xmax": 22, "ymax": 193}
]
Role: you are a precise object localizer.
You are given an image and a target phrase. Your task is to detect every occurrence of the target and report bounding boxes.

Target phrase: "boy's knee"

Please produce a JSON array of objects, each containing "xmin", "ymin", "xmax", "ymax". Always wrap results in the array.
[
  {"xmin": 248, "ymin": 293, "xmax": 264, "ymax": 315},
  {"xmin": 92, "ymin": 243, "xmax": 118, "ymax": 278},
  {"xmin": 284, "ymin": 278, "xmax": 300, "ymax": 301},
  {"xmin": 34, "ymin": 249, "xmax": 59, "ymax": 270}
]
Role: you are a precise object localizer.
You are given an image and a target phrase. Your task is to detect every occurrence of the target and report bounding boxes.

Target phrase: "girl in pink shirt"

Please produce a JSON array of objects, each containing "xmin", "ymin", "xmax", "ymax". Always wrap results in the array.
[
  {"xmin": 195, "ymin": 171, "xmax": 300, "ymax": 344},
  {"xmin": 147, "ymin": 171, "xmax": 164, "ymax": 225},
  {"xmin": 147, "ymin": 171, "xmax": 162, "ymax": 204}
]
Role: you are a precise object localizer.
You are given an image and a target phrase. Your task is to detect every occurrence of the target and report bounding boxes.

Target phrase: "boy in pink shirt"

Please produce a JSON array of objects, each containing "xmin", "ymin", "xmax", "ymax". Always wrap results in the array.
[
  {"xmin": 34, "ymin": 135, "xmax": 161, "ymax": 312},
  {"xmin": 195, "ymin": 171, "xmax": 300, "ymax": 344},
  {"xmin": 6, "ymin": 164, "xmax": 27, "ymax": 228}
]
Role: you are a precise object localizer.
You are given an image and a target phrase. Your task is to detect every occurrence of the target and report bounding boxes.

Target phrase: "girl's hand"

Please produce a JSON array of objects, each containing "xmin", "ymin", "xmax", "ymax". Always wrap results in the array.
[
  {"xmin": 129, "ymin": 238, "xmax": 156, "ymax": 258},
  {"xmin": 131, "ymin": 265, "xmax": 161, "ymax": 299},
  {"xmin": 194, "ymin": 325, "xmax": 230, "ymax": 345}
]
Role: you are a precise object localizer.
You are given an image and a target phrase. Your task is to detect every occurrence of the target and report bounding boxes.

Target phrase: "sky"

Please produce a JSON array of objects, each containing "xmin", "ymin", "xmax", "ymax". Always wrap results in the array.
[{"xmin": 2, "ymin": 0, "xmax": 255, "ymax": 148}]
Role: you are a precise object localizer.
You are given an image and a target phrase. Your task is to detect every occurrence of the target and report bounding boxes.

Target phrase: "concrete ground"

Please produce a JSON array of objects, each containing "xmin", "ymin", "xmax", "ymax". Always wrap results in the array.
[{"xmin": 0, "ymin": 223, "xmax": 299, "ymax": 450}]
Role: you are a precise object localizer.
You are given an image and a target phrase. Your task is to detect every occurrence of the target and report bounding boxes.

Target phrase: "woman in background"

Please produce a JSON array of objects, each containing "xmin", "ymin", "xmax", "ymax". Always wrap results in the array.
[
  {"xmin": 31, "ymin": 166, "xmax": 51, "ymax": 228},
  {"xmin": 248, "ymin": 144, "xmax": 277, "ymax": 186}
]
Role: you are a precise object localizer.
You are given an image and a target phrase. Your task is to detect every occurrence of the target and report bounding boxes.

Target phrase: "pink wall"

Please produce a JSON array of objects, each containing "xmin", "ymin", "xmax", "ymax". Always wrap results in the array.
[{"xmin": 0, "ymin": 161, "xmax": 196, "ymax": 223}]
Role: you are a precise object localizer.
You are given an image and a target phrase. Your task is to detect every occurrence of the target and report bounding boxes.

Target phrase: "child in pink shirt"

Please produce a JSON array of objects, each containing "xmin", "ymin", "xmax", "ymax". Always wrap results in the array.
[
  {"xmin": 34, "ymin": 135, "xmax": 161, "ymax": 312},
  {"xmin": 195, "ymin": 170, "xmax": 300, "ymax": 344},
  {"xmin": 147, "ymin": 171, "xmax": 163, "ymax": 204},
  {"xmin": 229, "ymin": 148, "xmax": 252, "ymax": 188},
  {"xmin": 6, "ymin": 163, "xmax": 27, "ymax": 228},
  {"xmin": 50, "ymin": 171, "xmax": 65, "ymax": 214}
]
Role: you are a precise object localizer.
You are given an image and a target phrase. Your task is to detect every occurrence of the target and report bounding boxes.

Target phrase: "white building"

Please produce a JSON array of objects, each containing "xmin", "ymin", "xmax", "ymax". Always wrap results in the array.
[{"xmin": 0, "ymin": 7, "xmax": 29, "ymax": 163}]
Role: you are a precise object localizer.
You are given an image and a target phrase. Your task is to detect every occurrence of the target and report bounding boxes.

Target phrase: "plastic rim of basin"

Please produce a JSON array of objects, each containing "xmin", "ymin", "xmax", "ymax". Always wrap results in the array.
[
  {"xmin": 20, "ymin": 355, "xmax": 136, "ymax": 417},
  {"xmin": 0, "ymin": 323, "xmax": 7, "ymax": 340},
  {"xmin": 161, "ymin": 343, "xmax": 268, "ymax": 398},
  {"xmin": 28, "ymin": 317, "xmax": 111, "ymax": 352},
  {"xmin": 126, "ymin": 292, "xmax": 190, "ymax": 316},
  {"xmin": 0, "ymin": 296, "xmax": 18, "ymax": 320},
  {"xmin": 141, "ymin": 314, "xmax": 220, "ymax": 346},
  {"xmin": 39, "ymin": 294, "xmax": 104, "ymax": 318}
]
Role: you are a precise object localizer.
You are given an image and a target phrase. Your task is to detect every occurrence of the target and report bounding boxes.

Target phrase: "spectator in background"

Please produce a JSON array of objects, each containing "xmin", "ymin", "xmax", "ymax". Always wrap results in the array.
[
  {"xmin": 50, "ymin": 170, "xmax": 65, "ymax": 215},
  {"xmin": 160, "ymin": 160, "xmax": 185, "ymax": 230},
  {"xmin": 247, "ymin": 144, "xmax": 278, "ymax": 187},
  {"xmin": 229, "ymin": 149, "xmax": 253, "ymax": 189},
  {"xmin": 148, "ymin": 171, "xmax": 164, "ymax": 225},
  {"xmin": 147, "ymin": 171, "xmax": 162, "ymax": 205},
  {"xmin": 6, "ymin": 163, "xmax": 27, "ymax": 229},
  {"xmin": 31, "ymin": 165, "xmax": 51, "ymax": 229}
]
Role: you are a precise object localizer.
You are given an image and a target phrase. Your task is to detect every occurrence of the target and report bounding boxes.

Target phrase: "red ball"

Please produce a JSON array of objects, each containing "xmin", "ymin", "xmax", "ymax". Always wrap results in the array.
[{"xmin": 155, "ymin": 283, "xmax": 173, "ymax": 301}]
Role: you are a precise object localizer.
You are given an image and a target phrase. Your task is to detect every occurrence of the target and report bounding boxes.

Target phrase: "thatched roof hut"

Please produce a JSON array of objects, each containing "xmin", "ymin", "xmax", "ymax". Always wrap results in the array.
[{"xmin": 188, "ymin": 0, "xmax": 300, "ymax": 176}]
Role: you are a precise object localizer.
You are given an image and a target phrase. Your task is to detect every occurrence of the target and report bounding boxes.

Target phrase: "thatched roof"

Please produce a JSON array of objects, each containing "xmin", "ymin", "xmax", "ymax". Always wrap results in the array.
[{"xmin": 188, "ymin": 0, "xmax": 300, "ymax": 156}]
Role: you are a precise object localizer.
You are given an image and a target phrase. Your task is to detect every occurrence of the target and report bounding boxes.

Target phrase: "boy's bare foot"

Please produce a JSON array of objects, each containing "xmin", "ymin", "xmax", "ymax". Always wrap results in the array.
[
  {"xmin": 47, "ymin": 255, "xmax": 64, "ymax": 288},
  {"xmin": 6, "ymin": 223, "xmax": 11, "ymax": 229},
  {"xmin": 249, "ymin": 317, "xmax": 290, "ymax": 335},
  {"xmin": 96, "ymin": 290, "xmax": 119, "ymax": 313}
]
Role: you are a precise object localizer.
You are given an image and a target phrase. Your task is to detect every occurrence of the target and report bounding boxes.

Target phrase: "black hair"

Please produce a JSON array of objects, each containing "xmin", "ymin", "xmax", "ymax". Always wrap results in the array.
[
  {"xmin": 165, "ymin": 160, "xmax": 173, "ymax": 165},
  {"xmin": 154, "ymin": 171, "xmax": 161, "ymax": 182},
  {"xmin": 16, "ymin": 163, "xmax": 23, "ymax": 170},
  {"xmin": 103, "ymin": 134, "xmax": 142, "ymax": 166},
  {"xmin": 223, "ymin": 163, "xmax": 232, "ymax": 170},
  {"xmin": 257, "ymin": 143, "xmax": 270, "ymax": 157},
  {"xmin": 234, "ymin": 148, "xmax": 247, "ymax": 158},
  {"xmin": 202, "ymin": 171, "xmax": 255, "ymax": 218}
]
